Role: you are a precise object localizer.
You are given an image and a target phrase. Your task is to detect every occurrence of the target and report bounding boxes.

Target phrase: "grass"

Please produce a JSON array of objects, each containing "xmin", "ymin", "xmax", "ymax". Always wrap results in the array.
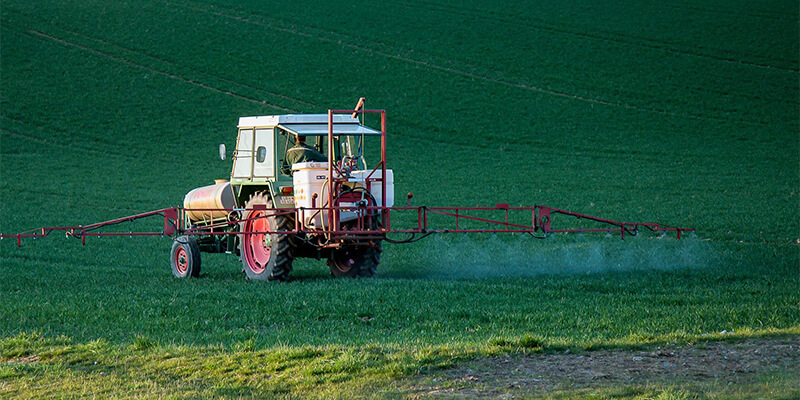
[
  {"xmin": 2, "ymin": 238, "xmax": 797, "ymax": 348},
  {"xmin": 3, "ymin": 331, "xmax": 798, "ymax": 399},
  {"xmin": 1, "ymin": 0, "xmax": 798, "ymax": 397}
]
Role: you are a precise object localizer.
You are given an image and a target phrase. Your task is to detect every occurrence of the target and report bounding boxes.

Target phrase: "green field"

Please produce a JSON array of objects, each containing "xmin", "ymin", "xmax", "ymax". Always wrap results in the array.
[{"xmin": 1, "ymin": 0, "xmax": 798, "ymax": 398}]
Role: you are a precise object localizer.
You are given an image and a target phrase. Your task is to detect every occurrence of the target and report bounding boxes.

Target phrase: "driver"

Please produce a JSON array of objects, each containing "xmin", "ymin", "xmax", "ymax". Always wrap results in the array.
[{"xmin": 285, "ymin": 135, "xmax": 327, "ymax": 168}]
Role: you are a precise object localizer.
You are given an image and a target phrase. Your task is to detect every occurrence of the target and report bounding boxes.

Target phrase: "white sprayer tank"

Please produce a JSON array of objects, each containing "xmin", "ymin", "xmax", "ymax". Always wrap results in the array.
[
  {"xmin": 292, "ymin": 162, "xmax": 393, "ymax": 228},
  {"xmin": 349, "ymin": 169, "xmax": 394, "ymax": 209}
]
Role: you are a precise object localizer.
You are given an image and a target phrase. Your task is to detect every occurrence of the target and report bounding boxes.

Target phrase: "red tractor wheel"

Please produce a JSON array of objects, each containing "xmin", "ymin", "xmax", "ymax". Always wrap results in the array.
[
  {"xmin": 240, "ymin": 193, "xmax": 293, "ymax": 281},
  {"xmin": 170, "ymin": 236, "xmax": 201, "ymax": 278}
]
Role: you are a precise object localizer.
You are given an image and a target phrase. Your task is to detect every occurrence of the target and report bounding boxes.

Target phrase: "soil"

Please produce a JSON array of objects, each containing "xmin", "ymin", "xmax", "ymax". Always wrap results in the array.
[{"xmin": 409, "ymin": 336, "xmax": 799, "ymax": 398}]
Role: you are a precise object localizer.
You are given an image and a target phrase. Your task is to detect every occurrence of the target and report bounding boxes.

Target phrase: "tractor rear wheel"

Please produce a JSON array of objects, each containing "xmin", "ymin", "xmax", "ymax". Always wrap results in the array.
[
  {"xmin": 327, "ymin": 241, "xmax": 382, "ymax": 278},
  {"xmin": 240, "ymin": 193, "xmax": 293, "ymax": 281},
  {"xmin": 170, "ymin": 235, "xmax": 201, "ymax": 278}
]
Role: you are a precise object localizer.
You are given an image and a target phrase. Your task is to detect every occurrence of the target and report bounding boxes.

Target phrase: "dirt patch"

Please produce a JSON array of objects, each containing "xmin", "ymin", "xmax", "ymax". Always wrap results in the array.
[
  {"xmin": 410, "ymin": 336, "xmax": 799, "ymax": 398},
  {"xmin": 4, "ymin": 354, "xmax": 40, "ymax": 364}
]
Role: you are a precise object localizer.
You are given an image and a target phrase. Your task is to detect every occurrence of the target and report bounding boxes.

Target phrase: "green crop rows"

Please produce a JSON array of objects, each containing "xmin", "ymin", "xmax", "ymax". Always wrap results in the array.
[{"xmin": 1, "ymin": 0, "xmax": 798, "ymax": 398}]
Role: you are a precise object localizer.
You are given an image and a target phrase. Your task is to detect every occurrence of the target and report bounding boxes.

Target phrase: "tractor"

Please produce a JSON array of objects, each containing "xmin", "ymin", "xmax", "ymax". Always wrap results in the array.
[{"xmin": 175, "ymin": 108, "xmax": 393, "ymax": 281}]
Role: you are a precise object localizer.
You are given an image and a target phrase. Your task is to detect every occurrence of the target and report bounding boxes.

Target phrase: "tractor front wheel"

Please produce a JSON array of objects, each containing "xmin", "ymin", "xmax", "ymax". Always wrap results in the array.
[
  {"xmin": 240, "ymin": 193, "xmax": 294, "ymax": 281},
  {"xmin": 170, "ymin": 236, "xmax": 201, "ymax": 278}
]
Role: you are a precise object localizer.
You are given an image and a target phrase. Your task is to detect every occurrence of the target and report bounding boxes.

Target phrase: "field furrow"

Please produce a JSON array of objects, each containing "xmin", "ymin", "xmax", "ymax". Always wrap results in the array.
[
  {"xmin": 393, "ymin": 0, "xmax": 799, "ymax": 72},
  {"xmin": 162, "ymin": 1, "xmax": 790, "ymax": 127},
  {"xmin": 663, "ymin": 0, "xmax": 795, "ymax": 22},
  {"xmin": 27, "ymin": 30, "xmax": 297, "ymax": 113}
]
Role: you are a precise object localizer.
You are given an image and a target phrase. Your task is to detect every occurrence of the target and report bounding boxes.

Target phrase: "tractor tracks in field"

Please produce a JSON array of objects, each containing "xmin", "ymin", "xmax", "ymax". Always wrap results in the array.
[
  {"xmin": 393, "ymin": 0, "xmax": 798, "ymax": 74},
  {"xmin": 167, "ymin": 1, "xmax": 788, "ymax": 127},
  {"xmin": 1, "ymin": 115, "xmax": 174, "ymax": 164},
  {"xmin": 1, "ymin": 12, "xmax": 319, "ymax": 113},
  {"xmin": 0, "ymin": 124, "xmax": 138, "ymax": 162},
  {"xmin": 661, "ymin": 0, "xmax": 795, "ymax": 23},
  {"xmin": 4, "ymin": 3, "xmax": 791, "ymax": 127},
  {"xmin": 41, "ymin": 27, "xmax": 319, "ymax": 111},
  {"xmin": 20, "ymin": 27, "xmax": 302, "ymax": 114}
]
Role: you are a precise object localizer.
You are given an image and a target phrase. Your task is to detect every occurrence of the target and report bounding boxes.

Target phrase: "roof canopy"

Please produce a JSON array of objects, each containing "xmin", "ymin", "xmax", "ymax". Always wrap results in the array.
[
  {"xmin": 238, "ymin": 114, "xmax": 382, "ymax": 136},
  {"xmin": 278, "ymin": 123, "xmax": 381, "ymax": 136}
]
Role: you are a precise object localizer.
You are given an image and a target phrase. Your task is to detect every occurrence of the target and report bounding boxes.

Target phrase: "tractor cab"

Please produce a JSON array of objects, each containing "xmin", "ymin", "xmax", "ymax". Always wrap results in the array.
[{"xmin": 226, "ymin": 113, "xmax": 388, "ymax": 211}]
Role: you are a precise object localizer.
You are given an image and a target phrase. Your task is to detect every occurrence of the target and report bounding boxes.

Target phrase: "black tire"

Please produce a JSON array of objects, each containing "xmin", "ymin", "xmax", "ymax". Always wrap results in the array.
[
  {"xmin": 170, "ymin": 235, "xmax": 201, "ymax": 278},
  {"xmin": 327, "ymin": 240, "xmax": 382, "ymax": 278},
  {"xmin": 239, "ymin": 193, "xmax": 294, "ymax": 281}
]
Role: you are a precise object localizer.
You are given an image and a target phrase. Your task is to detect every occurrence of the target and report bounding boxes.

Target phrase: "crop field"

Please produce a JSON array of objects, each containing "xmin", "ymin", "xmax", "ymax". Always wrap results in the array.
[{"xmin": 1, "ymin": 0, "xmax": 798, "ymax": 398}]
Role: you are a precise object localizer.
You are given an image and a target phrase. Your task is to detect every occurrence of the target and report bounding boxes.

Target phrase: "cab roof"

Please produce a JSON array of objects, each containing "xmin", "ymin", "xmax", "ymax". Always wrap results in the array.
[{"xmin": 237, "ymin": 114, "xmax": 382, "ymax": 136}]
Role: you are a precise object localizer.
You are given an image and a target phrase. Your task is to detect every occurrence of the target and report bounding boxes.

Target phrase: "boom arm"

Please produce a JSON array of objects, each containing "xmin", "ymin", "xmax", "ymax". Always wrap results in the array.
[{"xmin": 1, "ymin": 204, "xmax": 694, "ymax": 247}]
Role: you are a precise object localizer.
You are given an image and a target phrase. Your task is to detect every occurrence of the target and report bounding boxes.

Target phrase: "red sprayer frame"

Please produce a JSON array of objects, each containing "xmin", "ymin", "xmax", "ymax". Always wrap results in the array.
[
  {"xmin": 0, "ymin": 204, "xmax": 694, "ymax": 247},
  {"xmin": 1, "ymin": 208, "xmax": 179, "ymax": 247}
]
